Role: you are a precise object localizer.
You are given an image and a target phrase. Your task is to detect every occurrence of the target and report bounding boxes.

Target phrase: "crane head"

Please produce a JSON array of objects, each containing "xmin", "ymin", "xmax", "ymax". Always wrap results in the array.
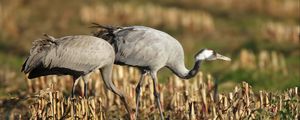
[{"xmin": 195, "ymin": 49, "xmax": 231, "ymax": 61}]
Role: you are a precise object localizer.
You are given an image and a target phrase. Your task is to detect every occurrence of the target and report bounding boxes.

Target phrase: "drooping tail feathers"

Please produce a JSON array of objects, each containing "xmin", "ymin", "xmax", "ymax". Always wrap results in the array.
[
  {"xmin": 89, "ymin": 23, "xmax": 121, "ymax": 43},
  {"xmin": 21, "ymin": 57, "xmax": 29, "ymax": 72},
  {"xmin": 21, "ymin": 34, "xmax": 57, "ymax": 73}
]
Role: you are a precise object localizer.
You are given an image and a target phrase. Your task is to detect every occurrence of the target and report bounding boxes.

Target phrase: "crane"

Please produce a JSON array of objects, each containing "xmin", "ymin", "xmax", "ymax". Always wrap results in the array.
[
  {"xmin": 21, "ymin": 34, "xmax": 132, "ymax": 119},
  {"xmin": 91, "ymin": 23, "xmax": 231, "ymax": 119}
]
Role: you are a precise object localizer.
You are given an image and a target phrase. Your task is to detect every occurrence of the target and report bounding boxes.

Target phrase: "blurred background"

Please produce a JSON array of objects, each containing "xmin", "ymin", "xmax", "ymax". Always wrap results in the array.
[{"xmin": 0, "ymin": 0, "xmax": 299, "ymax": 98}]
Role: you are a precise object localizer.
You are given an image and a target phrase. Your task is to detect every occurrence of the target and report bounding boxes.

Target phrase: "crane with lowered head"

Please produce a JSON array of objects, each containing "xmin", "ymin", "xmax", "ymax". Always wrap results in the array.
[
  {"xmin": 91, "ymin": 23, "xmax": 231, "ymax": 119},
  {"xmin": 21, "ymin": 34, "xmax": 133, "ymax": 119}
]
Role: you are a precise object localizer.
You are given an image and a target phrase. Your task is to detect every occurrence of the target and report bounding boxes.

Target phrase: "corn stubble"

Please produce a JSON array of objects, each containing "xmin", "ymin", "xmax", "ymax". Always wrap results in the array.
[{"xmin": 5, "ymin": 66, "xmax": 299, "ymax": 119}]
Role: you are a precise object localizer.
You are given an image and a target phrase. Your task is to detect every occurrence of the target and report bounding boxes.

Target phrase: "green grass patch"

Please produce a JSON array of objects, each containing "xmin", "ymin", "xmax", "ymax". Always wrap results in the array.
[
  {"xmin": 220, "ymin": 69, "xmax": 300, "ymax": 92},
  {"xmin": 0, "ymin": 51, "xmax": 25, "ymax": 71}
]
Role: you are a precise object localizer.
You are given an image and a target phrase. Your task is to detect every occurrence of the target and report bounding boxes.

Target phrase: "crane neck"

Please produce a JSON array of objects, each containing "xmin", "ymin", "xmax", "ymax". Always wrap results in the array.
[{"xmin": 181, "ymin": 60, "xmax": 202, "ymax": 79}]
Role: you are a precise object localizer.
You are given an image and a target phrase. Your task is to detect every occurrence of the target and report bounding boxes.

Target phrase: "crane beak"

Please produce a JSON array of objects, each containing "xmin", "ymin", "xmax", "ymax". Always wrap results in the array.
[{"xmin": 216, "ymin": 53, "xmax": 231, "ymax": 61}]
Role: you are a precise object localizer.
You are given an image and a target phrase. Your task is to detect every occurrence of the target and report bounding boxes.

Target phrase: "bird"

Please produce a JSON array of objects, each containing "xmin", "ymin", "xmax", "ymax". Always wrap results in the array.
[
  {"xmin": 91, "ymin": 23, "xmax": 231, "ymax": 119},
  {"xmin": 21, "ymin": 34, "xmax": 132, "ymax": 118}
]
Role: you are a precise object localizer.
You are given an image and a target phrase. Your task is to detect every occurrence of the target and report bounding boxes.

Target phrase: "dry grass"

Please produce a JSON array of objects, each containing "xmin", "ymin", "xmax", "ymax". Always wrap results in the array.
[
  {"xmin": 166, "ymin": 0, "xmax": 299, "ymax": 19},
  {"xmin": 0, "ymin": 66, "xmax": 298, "ymax": 119},
  {"xmin": 232, "ymin": 49, "xmax": 288, "ymax": 74},
  {"xmin": 80, "ymin": 2, "xmax": 215, "ymax": 33},
  {"xmin": 0, "ymin": 0, "xmax": 299, "ymax": 119},
  {"xmin": 262, "ymin": 22, "xmax": 299, "ymax": 44}
]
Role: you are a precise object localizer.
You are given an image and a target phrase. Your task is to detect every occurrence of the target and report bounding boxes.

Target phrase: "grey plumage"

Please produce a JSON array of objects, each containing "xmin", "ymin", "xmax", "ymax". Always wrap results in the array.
[
  {"xmin": 92, "ymin": 23, "xmax": 231, "ymax": 119},
  {"xmin": 22, "ymin": 34, "xmax": 132, "ymax": 118},
  {"xmin": 93, "ymin": 25, "xmax": 188, "ymax": 74},
  {"xmin": 22, "ymin": 34, "xmax": 114, "ymax": 79}
]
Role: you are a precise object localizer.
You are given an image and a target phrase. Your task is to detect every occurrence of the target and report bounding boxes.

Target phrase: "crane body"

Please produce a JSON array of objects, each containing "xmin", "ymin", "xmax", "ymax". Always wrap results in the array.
[{"xmin": 22, "ymin": 34, "xmax": 132, "ymax": 119}]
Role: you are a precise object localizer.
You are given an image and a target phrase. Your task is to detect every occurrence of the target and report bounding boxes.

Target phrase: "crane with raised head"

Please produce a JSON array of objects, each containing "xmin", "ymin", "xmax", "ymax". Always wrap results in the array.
[
  {"xmin": 91, "ymin": 23, "xmax": 231, "ymax": 119},
  {"xmin": 21, "ymin": 34, "xmax": 133, "ymax": 119}
]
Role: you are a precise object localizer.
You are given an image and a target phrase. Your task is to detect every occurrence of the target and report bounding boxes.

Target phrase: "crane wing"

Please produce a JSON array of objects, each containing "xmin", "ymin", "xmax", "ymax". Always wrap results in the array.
[
  {"xmin": 44, "ymin": 36, "xmax": 113, "ymax": 73},
  {"xmin": 112, "ymin": 26, "xmax": 171, "ymax": 67},
  {"xmin": 114, "ymin": 27, "xmax": 146, "ymax": 58}
]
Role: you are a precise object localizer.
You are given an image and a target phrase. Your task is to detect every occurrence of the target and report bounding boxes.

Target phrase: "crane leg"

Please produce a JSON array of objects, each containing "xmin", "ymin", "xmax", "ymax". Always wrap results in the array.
[
  {"xmin": 150, "ymin": 72, "xmax": 164, "ymax": 120},
  {"xmin": 135, "ymin": 69, "xmax": 147, "ymax": 118},
  {"xmin": 72, "ymin": 77, "xmax": 80, "ymax": 98},
  {"xmin": 71, "ymin": 76, "xmax": 80, "ymax": 119},
  {"xmin": 100, "ymin": 65, "xmax": 134, "ymax": 120},
  {"xmin": 82, "ymin": 75, "xmax": 89, "ymax": 98}
]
